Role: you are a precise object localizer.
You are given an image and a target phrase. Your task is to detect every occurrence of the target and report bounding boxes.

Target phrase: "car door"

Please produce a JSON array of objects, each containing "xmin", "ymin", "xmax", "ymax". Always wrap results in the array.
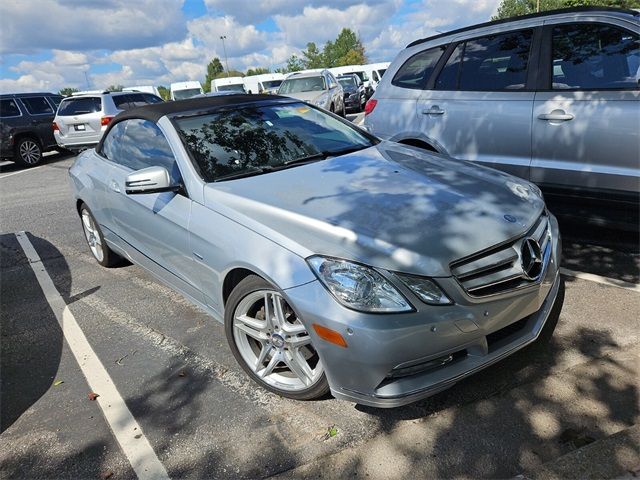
[
  {"xmin": 19, "ymin": 96, "xmax": 57, "ymax": 148},
  {"xmin": 418, "ymin": 28, "xmax": 539, "ymax": 179},
  {"xmin": 532, "ymin": 21, "xmax": 640, "ymax": 196},
  {"xmin": 104, "ymin": 118, "xmax": 202, "ymax": 295}
]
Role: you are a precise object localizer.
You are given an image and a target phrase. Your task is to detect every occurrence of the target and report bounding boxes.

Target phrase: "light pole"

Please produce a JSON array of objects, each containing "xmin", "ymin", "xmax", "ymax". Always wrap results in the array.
[{"xmin": 220, "ymin": 35, "xmax": 230, "ymax": 77}]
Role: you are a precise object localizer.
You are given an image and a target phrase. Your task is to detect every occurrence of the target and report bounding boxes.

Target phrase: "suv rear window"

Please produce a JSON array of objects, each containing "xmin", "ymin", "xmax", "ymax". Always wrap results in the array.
[
  {"xmin": 21, "ymin": 96, "xmax": 54, "ymax": 115},
  {"xmin": 58, "ymin": 97, "xmax": 102, "ymax": 116},
  {"xmin": 0, "ymin": 99, "xmax": 21, "ymax": 117},
  {"xmin": 392, "ymin": 46, "xmax": 446, "ymax": 89}
]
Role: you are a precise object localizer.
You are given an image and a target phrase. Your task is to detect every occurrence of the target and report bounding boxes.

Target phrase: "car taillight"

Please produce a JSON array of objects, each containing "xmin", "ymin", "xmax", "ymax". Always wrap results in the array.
[
  {"xmin": 52, "ymin": 122, "xmax": 59, "ymax": 131},
  {"xmin": 101, "ymin": 116, "xmax": 114, "ymax": 126},
  {"xmin": 364, "ymin": 99, "xmax": 377, "ymax": 115}
]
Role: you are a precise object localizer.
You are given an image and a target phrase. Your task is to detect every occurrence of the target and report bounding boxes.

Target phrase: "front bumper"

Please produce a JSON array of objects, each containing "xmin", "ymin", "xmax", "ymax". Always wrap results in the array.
[{"xmin": 283, "ymin": 215, "xmax": 562, "ymax": 408}]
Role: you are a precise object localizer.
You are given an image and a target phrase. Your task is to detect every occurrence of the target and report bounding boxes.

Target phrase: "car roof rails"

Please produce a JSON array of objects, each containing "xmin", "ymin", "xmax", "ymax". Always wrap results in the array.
[{"xmin": 71, "ymin": 90, "xmax": 110, "ymax": 96}]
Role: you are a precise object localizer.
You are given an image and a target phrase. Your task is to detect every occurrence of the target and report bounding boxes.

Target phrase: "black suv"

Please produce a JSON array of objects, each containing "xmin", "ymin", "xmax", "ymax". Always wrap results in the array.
[{"xmin": 0, "ymin": 92, "xmax": 64, "ymax": 167}]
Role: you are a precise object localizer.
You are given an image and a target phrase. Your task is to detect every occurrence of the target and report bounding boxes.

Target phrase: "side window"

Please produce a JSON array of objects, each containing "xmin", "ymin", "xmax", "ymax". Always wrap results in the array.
[
  {"xmin": 116, "ymin": 119, "xmax": 180, "ymax": 182},
  {"xmin": 392, "ymin": 46, "xmax": 447, "ymax": 89},
  {"xmin": 552, "ymin": 23, "xmax": 639, "ymax": 90},
  {"xmin": 437, "ymin": 30, "xmax": 533, "ymax": 91},
  {"xmin": 0, "ymin": 99, "xmax": 22, "ymax": 117},
  {"xmin": 372, "ymin": 71, "xmax": 380, "ymax": 82},
  {"xmin": 127, "ymin": 94, "xmax": 148, "ymax": 109},
  {"xmin": 21, "ymin": 96, "xmax": 54, "ymax": 115},
  {"xmin": 142, "ymin": 93, "xmax": 163, "ymax": 104},
  {"xmin": 112, "ymin": 95, "xmax": 132, "ymax": 110},
  {"xmin": 100, "ymin": 121, "xmax": 127, "ymax": 160},
  {"xmin": 48, "ymin": 96, "xmax": 63, "ymax": 108}
]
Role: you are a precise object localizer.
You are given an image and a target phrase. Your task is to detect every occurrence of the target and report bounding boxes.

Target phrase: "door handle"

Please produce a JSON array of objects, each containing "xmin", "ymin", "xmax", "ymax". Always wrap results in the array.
[
  {"xmin": 538, "ymin": 110, "xmax": 574, "ymax": 122},
  {"xmin": 422, "ymin": 106, "xmax": 445, "ymax": 115},
  {"xmin": 109, "ymin": 181, "xmax": 121, "ymax": 193}
]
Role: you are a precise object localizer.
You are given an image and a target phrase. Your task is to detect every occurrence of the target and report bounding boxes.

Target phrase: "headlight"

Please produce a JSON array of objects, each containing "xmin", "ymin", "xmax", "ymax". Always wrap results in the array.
[
  {"xmin": 307, "ymin": 256, "xmax": 412, "ymax": 313},
  {"xmin": 395, "ymin": 273, "xmax": 452, "ymax": 305},
  {"xmin": 314, "ymin": 94, "xmax": 329, "ymax": 107}
]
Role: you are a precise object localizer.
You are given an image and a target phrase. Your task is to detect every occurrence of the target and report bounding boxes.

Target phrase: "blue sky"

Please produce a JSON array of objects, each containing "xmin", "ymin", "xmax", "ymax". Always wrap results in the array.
[{"xmin": 0, "ymin": 0, "xmax": 500, "ymax": 93}]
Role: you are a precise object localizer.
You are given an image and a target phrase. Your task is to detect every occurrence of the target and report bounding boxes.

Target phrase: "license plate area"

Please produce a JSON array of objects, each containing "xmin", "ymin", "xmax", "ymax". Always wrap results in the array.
[{"xmin": 74, "ymin": 124, "xmax": 86, "ymax": 131}]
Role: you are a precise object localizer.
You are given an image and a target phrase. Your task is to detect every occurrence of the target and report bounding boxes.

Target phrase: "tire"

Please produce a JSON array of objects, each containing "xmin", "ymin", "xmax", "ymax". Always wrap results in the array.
[
  {"xmin": 79, "ymin": 203, "xmax": 121, "ymax": 267},
  {"xmin": 14, "ymin": 137, "xmax": 42, "ymax": 167},
  {"xmin": 329, "ymin": 103, "xmax": 334, "ymax": 114},
  {"xmin": 225, "ymin": 275, "xmax": 330, "ymax": 400},
  {"xmin": 340, "ymin": 101, "xmax": 346, "ymax": 117}
]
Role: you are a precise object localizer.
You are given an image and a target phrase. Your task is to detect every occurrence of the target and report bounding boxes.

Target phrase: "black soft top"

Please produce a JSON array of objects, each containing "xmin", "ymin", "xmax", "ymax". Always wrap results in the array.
[{"xmin": 113, "ymin": 94, "xmax": 290, "ymax": 123}]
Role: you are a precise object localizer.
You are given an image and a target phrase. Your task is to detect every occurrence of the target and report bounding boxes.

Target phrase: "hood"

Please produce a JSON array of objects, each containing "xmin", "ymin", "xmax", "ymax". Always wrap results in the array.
[
  {"xmin": 279, "ymin": 91, "xmax": 324, "ymax": 103},
  {"xmin": 341, "ymin": 84, "xmax": 357, "ymax": 94},
  {"xmin": 203, "ymin": 142, "xmax": 545, "ymax": 277}
]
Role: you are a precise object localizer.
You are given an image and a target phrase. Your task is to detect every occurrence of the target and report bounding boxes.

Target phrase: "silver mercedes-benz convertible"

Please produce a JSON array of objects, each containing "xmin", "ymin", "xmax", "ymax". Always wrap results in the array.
[{"xmin": 69, "ymin": 94, "xmax": 563, "ymax": 408}]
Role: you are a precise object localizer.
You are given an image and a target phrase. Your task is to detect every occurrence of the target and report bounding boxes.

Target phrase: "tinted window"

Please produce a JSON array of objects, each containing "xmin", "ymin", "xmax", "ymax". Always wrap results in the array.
[
  {"xmin": 116, "ymin": 119, "xmax": 180, "ymax": 181},
  {"xmin": 175, "ymin": 103, "xmax": 373, "ymax": 182},
  {"xmin": 0, "ymin": 99, "xmax": 21, "ymax": 117},
  {"xmin": 393, "ymin": 46, "xmax": 446, "ymax": 89},
  {"xmin": 21, "ymin": 96, "xmax": 54, "ymax": 115},
  {"xmin": 552, "ymin": 24, "xmax": 639, "ymax": 90},
  {"xmin": 48, "ymin": 96, "xmax": 63, "ymax": 107},
  {"xmin": 100, "ymin": 121, "xmax": 127, "ymax": 161},
  {"xmin": 437, "ymin": 30, "xmax": 533, "ymax": 90},
  {"xmin": 58, "ymin": 97, "xmax": 102, "ymax": 115},
  {"xmin": 142, "ymin": 93, "xmax": 163, "ymax": 104},
  {"xmin": 112, "ymin": 95, "xmax": 131, "ymax": 110}
]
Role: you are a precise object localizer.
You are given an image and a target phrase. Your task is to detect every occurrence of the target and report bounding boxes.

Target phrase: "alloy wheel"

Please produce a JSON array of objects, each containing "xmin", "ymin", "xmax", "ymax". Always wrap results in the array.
[
  {"xmin": 19, "ymin": 140, "xmax": 41, "ymax": 165},
  {"xmin": 81, "ymin": 210, "xmax": 104, "ymax": 262},
  {"xmin": 232, "ymin": 290, "xmax": 323, "ymax": 392}
]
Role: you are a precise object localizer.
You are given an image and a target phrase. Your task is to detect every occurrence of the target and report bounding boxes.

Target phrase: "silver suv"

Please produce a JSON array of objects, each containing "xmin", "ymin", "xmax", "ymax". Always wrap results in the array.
[
  {"xmin": 54, "ymin": 91, "xmax": 162, "ymax": 151},
  {"xmin": 365, "ymin": 7, "xmax": 639, "ymax": 226},
  {"xmin": 277, "ymin": 70, "xmax": 345, "ymax": 116}
]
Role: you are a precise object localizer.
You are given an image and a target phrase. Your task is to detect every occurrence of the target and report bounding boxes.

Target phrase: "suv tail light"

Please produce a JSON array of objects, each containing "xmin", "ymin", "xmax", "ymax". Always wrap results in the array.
[
  {"xmin": 52, "ymin": 122, "xmax": 59, "ymax": 131},
  {"xmin": 364, "ymin": 99, "xmax": 377, "ymax": 115},
  {"xmin": 101, "ymin": 116, "xmax": 114, "ymax": 126}
]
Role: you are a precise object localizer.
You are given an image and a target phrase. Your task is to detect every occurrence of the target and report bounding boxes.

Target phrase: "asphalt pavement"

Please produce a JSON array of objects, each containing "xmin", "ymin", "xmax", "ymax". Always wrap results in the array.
[{"xmin": 1, "ymin": 153, "xmax": 638, "ymax": 479}]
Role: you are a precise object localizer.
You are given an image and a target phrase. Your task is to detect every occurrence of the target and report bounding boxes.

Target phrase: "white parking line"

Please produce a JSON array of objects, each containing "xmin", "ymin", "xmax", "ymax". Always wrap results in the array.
[
  {"xmin": 0, "ymin": 166, "xmax": 43, "ymax": 179},
  {"xmin": 560, "ymin": 267, "xmax": 640, "ymax": 293},
  {"xmin": 15, "ymin": 231, "xmax": 170, "ymax": 480}
]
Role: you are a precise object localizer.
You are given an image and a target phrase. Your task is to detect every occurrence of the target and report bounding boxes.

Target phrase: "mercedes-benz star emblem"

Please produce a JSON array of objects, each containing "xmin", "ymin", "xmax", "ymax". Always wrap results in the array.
[{"xmin": 521, "ymin": 237, "xmax": 543, "ymax": 280}]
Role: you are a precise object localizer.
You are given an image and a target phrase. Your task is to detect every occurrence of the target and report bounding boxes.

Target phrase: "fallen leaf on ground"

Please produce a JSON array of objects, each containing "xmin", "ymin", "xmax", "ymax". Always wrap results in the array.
[
  {"xmin": 321, "ymin": 425, "xmax": 338, "ymax": 441},
  {"xmin": 100, "ymin": 469, "xmax": 113, "ymax": 479},
  {"xmin": 53, "ymin": 380, "xmax": 64, "ymax": 386},
  {"xmin": 88, "ymin": 392, "xmax": 99, "ymax": 401}
]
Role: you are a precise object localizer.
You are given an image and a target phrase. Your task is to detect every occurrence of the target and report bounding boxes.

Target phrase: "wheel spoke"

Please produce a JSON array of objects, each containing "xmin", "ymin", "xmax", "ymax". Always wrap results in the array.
[
  {"xmin": 82, "ymin": 214, "xmax": 93, "ymax": 233},
  {"xmin": 263, "ymin": 292, "xmax": 275, "ymax": 330},
  {"xmin": 254, "ymin": 344, "xmax": 272, "ymax": 370},
  {"xmin": 283, "ymin": 350, "xmax": 312, "ymax": 386},
  {"xmin": 271, "ymin": 293, "xmax": 287, "ymax": 329},
  {"xmin": 235, "ymin": 314, "xmax": 268, "ymax": 341},
  {"xmin": 288, "ymin": 334, "xmax": 311, "ymax": 348},
  {"xmin": 258, "ymin": 351, "xmax": 281, "ymax": 378},
  {"xmin": 281, "ymin": 320, "xmax": 307, "ymax": 335}
]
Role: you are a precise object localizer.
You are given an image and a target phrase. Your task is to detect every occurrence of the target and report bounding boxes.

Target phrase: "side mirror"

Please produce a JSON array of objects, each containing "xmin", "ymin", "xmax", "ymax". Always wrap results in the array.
[{"xmin": 125, "ymin": 166, "xmax": 180, "ymax": 195}]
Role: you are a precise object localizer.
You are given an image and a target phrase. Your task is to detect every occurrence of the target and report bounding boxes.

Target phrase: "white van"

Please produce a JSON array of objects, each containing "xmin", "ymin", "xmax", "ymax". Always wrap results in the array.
[
  {"xmin": 211, "ymin": 77, "xmax": 247, "ymax": 93},
  {"xmin": 243, "ymin": 73, "xmax": 285, "ymax": 94},
  {"xmin": 362, "ymin": 62, "xmax": 391, "ymax": 90},
  {"xmin": 123, "ymin": 85, "xmax": 161, "ymax": 97},
  {"xmin": 170, "ymin": 81, "xmax": 203, "ymax": 101}
]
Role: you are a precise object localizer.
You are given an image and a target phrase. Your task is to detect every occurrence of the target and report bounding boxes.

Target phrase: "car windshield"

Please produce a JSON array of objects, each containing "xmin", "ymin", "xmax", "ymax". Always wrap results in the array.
[
  {"xmin": 57, "ymin": 97, "xmax": 102, "ymax": 116},
  {"xmin": 262, "ymin": 80, "xmax": 282, "ymax": 89},
  {"xmin": 175, "ymin": 102, "xmax": 374, "ymax": 182},
  {"xmin": 338, "ymin": 77, "xmax": 356, "ymax": 88},
  {"xmin": 217, "ymin": 84, "xmax": 245, "ymax": 92},
  {"xmin": 173, "ymin": 88, "xmax": 201, "ymax": 100},
  {"xmin": 350, "ymin": 71, "xmax": 368, "ymax": 82},
  {"xmin": 278, "ymin": 77, "xmax": 326, "ymax": 94}
]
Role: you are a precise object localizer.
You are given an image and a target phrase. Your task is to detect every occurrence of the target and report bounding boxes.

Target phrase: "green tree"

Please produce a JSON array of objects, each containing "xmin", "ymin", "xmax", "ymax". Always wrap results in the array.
[
  {"xmin": 59, "ymin": 87, "xmax": 79, "ymax": 97},
  {"xmin": 322, "ymin": 28, "xmax": 367, "ymax": 67},
  {"xmin": 302, "ymin": 42, "xmax": 325, "ymax": 69},
  {"xmin": 106, "ymin": 84, "xmax": 124, "ymax": 92},
  {"xmin": 157, "ymin": 86, "xmax": 170, "ymax": 101},
  {"xmin": 492, "ymin": 0, "xmax": 638, "ymax": 20},
  {"xmin": 246, "ymin": 67, "xmax": 271, "ymax": 76},
  {"xmin": 285, "ymin": 54, "xmax": 305, "ymax": 72},
  {"xmin": 203, "ymin": 57, "xmax": 225, "ymax": 92}
]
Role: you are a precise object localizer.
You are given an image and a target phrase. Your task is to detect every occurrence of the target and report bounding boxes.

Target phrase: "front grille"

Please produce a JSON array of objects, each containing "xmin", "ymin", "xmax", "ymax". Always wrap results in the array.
[
  {"xmin": 486, "ymin": 316, "xmax": 530, "ymax": 353},
  {"xmin": 451, "ymin": 213, "xmax": 551, "ymax": 297}
]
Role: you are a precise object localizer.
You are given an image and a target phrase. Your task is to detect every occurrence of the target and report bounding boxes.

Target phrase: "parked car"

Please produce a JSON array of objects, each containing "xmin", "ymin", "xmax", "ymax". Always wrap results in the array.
[
  {"xmin": 278, "ymin": 70, "xmax": 345, "ymax": 115},
  {"xmin": 337, "ymin": 74, "xmax": 366, "ymax": 112},
  {"xmin": 211, "ymin": 77, "xmax": 247, "ymax": 93},
  {"xmin": 243, "ymin": 73, "xmax": 285, "ymax": 94},
  {"xmin": 329, "ymin": 66, "xmax": 375, "ymax": 98},
  {"xmin": 170, "ymin": 81, "xmax": 204, "ymax": 100},
  {"xmin": 364, "ymin": 7, "xmax": 640, "ymax": 228},
  {"xmin": 69, "ymin": 94, "xmax": 563, "ymax": 408},
  {"xmin": 54, "ymin": 91, "xmax": 163, "ymax": 152},
  {"xmin": 363, "ymin": 62, "xmax": 391, "ymax": 91},
  {"xmin": 123, "ymin": 85, "xmax": 161, "ymax": 97},
  {"xmin": 0, "ymin": 92, "xmax": 63, "ymax": 166}
]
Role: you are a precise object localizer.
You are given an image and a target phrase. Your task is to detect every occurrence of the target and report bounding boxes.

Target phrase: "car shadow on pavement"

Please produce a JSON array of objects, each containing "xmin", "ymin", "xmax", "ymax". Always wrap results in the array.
[{"xmin": 0, "ymin": 150, "xmax": 76, "ymax": 174}]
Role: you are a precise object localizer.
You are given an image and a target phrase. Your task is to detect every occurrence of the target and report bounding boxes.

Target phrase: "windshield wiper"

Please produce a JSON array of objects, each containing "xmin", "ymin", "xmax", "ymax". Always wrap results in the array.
[
  {"xmin": 214, "ymin": 166, "xmax": 274, "ymax": 182},
  {"xmin": 281, "ymin": 146, "xmax": 369, "ymax": 167}
]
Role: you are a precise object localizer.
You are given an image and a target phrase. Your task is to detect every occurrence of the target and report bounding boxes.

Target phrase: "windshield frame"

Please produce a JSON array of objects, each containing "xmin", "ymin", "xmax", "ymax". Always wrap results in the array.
[{"xmin": 170, "ymin": 99, "xmax": 379, "ymax": 183}]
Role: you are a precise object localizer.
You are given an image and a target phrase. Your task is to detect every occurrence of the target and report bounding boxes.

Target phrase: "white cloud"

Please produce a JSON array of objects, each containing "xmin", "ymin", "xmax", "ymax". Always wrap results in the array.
[
  {"xmin": 0, "ymin": 0, "xmax": 187, "ymax": 54},
  {"xmin": 188, "ymin": 16, "xmax": 267, "ymax": 57}
]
